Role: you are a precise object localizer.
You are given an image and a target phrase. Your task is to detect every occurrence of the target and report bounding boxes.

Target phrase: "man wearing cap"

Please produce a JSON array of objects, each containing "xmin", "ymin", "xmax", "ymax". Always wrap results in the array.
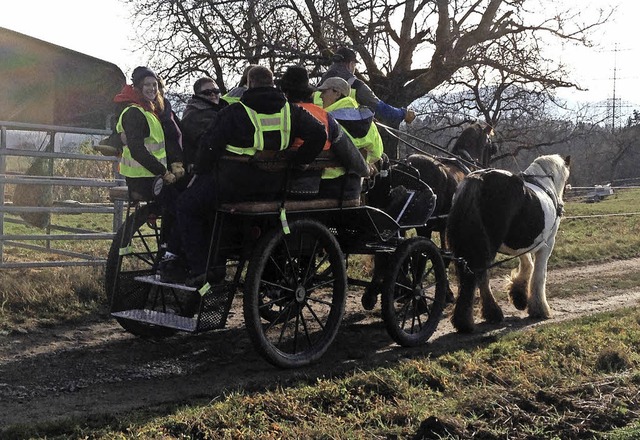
[
  {"xmin": 166, "ymin": 65, "xmax": 327, "ymax": 287},
  {"xmin": 317, "ymin": 76, "xmax": 385, "ymax": 170},
  {"xmin": 279, "ymin": 65, "xmax": 369, "ymax": 200},
  {"xmin": 316, "ymin": 46, "xmax": 416, "ymax": 126}
]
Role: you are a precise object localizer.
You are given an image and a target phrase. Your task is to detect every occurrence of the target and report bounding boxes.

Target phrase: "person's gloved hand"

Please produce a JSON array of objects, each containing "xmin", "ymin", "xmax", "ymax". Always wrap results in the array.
[
  {"xmin": 170, "ymin": 162, "xmax": 185, "ymax": 179},
  {"xmin": 162, "ymin": 170, "xmax": 177, "ymax": 185},
  {"xmin": 404, "ymin": 108, "xmax": 416, "ymax": 124}
]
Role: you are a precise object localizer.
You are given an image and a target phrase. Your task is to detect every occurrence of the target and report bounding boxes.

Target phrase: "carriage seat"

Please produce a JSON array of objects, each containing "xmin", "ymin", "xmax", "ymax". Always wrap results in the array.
[
  {"xmin": 220, "ymin": 197, "xmax": 360, "ymax": 213},
  {"xmin": 109, "ymin": 186, "xmax": 129, "ymax": 201},
  {"xmin": 108, "ymin": 186, "xmax": 150, "ymax": 202}
]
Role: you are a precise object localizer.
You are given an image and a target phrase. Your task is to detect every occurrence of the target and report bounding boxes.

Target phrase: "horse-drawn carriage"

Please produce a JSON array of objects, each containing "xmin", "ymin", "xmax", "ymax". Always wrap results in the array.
[
  {"xmin": 104, "ymin": 154, "xmax": 454, "ymax": 369},
  {"xmin": 103, "ymin": 123, "xmax": 502, "ymax": 368}
]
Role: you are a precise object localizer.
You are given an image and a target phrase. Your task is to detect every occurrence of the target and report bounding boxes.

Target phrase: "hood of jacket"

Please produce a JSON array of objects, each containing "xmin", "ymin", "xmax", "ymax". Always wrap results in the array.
[
  {"xmin": 113, "ymin": 84, "xmax": 154, "ymax": 113},
  {"xmin": 240, "ymin": 87, "xmax": 287, "ymax": 114}
]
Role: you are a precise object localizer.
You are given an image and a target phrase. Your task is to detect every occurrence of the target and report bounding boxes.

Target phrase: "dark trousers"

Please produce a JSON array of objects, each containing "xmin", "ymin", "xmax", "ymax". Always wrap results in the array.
[
  {"xmin": 126, "ymin": 176, "xmax": 180, "ymax": 253},
  {"xmin": 176, "ymin": 163, "xmax": 287, "ymax": 275}
]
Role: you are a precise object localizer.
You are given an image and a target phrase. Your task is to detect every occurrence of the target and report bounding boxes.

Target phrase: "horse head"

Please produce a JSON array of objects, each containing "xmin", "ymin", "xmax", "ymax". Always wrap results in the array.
[
  {"xmin": 451, "ymin": 123, "xmax": 496, "ymax": 168},
  {"xmin": 523, "ymin": 154, "xmax": 571, "ymax": 201}
]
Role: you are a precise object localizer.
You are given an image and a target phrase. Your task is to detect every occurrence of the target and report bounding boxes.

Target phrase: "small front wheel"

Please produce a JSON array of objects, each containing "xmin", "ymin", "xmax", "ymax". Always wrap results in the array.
[
  {"xmin": 381, "ymin": 237, "xmax": 447, "ymax": 346},
  {"xmin": 244, "ymin": 219, "xmax": 347, "ymax": 368}
]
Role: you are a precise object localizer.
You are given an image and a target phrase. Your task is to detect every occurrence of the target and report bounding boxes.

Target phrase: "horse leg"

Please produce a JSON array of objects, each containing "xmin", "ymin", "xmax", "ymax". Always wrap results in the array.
[
  {"xmin": 362, "ymin": 253, "xmax": 386, "ymax": 310},
  {"xmin": 479, "ymin": 271, "xmax": 504, "ymax": 324},
  {"xmin": 439, "ymin": 229, "xmax": 456, "ymax": 304},
  {"xmin": 527, "ymin": 245, "xmax": 553, "ymax": 319},
  {"xmin": 508, "ymin": 254, "xmax": 533, "ymax": 310},
  {"xmin": 451, "ymin": 263, "xmax": 478, "ymax": 333}
]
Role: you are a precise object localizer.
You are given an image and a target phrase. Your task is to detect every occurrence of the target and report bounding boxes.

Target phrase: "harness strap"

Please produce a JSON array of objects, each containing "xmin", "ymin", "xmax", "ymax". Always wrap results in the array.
[{"xmin": 521, "ymin": 173, "xmax": 564, "ymax": 217}]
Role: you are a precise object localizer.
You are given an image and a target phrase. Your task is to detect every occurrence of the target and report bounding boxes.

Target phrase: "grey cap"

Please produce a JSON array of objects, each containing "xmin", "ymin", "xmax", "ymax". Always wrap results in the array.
[{"xmin": 317, "ymin": 77, "xmax": 351, "ymax": 97}]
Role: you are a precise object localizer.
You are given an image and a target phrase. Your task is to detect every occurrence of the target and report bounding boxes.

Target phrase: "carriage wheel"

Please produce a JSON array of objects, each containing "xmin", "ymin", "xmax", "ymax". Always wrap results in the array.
[
  {"xmin": 381, "ymin": 237, "xmax": 447, "ymax": 347},
  {"xmin": 244, "ymin": 218, "xmax": 347, "ymax": 368},
  {"xmin": 105, "ymin": 204, "xmax": 188, "ymax": 338}
]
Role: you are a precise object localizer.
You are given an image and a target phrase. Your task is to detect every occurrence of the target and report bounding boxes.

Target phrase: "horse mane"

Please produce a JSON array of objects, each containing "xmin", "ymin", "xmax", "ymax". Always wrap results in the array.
[{"xmin": 523, "ymin": 154, "xmax": 570, "ymax": 200}]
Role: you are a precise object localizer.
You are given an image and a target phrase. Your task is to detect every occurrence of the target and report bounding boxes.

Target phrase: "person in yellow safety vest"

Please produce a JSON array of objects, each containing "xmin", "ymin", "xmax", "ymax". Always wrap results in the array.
[
  {"xmin": 113, "ymin": 66, "xmax": 185, "ymax": 199},
  {"xmin": 113, "ymin": 66, "xmax": 185, "ymax": 274},
  {"xmin": 317, "ymin": 77, "xmax": 384, "ymax": 173},
  {"xmin": 160, "ymin": 66, "xmax": 327, "ymax": 287},
  {"xmin": 279, "ymin": 65, "xmax": 369, "ymax": 201},
  {"xmin": 220, "ymin": 64, "xmax": 258, "ymax": 105},
  {"xmin": 314, "ymin": 46, "xmax": 416, "ymax": 126}
]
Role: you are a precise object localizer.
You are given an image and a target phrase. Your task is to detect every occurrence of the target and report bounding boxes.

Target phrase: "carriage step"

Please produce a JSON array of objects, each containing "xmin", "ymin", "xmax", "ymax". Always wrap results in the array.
[
  {"xmin": 134, "ymin": 275, "xmax": 198, "ymax": 291},
  {"xmin": 112, "ymin": 309, "xmax": 198, "ymax": 332}
]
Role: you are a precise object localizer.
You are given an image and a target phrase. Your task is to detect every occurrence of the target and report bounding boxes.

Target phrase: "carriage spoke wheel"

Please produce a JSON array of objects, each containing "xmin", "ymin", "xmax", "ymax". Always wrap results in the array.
[
  {"xmin": 381, "ymin": 237, "xmax": 447, "ymax": 347},
  {"xmin": 244, "ymin": 219, "xmax": 347, "ymax": 368},
  {"xmin": 105, "ymin": 204, "xmax": 192, "ymax": 338}
]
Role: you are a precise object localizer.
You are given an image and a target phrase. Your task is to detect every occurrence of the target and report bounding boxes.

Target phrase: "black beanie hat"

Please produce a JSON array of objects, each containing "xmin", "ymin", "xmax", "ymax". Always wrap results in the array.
[
  {"xmin": 279, "ymin": 66, "xmax": 315, "ymax": 96},
  {"xmin": 131, "ymin": 66, "xmax": 158, "ymax": 87}
]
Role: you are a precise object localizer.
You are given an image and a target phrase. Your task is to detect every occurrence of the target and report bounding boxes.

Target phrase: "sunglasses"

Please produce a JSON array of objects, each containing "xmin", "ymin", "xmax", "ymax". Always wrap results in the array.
[{"xmin": 199, "ymin": 88, "xmax": 221, "ymax": 96}]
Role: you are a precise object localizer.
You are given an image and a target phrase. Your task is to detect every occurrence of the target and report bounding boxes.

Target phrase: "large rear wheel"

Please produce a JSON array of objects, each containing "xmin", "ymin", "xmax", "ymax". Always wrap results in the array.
[
  {"xmin": 381, "ymin": 237, "xmax": 447, "ymax": 346},
  {"xmin": 244, "ymin": 219, "xmax": 347, "ymax": 368}
]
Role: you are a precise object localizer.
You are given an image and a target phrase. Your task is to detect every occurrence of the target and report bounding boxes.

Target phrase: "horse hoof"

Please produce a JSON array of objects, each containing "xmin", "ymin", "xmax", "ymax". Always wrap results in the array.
[
  {"xmin": 484, "ymin": 311, "xmax": 504, "ymax": 324},
  {"xmin": 451, "ymin": 316, "xmax": 475, "ymax": 334},
  {"xmin": 361, "ymin": 289, "xmax": 378, "ymax": 311},
  {"xmin": 528, "ymin": 310, "xmax": 551, "ymax": 320},
  {"xmin": 508, "ymin": 282, "xmax": 528, "ymax": 310}
]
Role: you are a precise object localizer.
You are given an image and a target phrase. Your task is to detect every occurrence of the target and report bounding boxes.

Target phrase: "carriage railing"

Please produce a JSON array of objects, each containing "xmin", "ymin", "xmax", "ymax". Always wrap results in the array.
[{"xmin": 0, "ymin": 120, "xmax": 124, "ymax": 268}]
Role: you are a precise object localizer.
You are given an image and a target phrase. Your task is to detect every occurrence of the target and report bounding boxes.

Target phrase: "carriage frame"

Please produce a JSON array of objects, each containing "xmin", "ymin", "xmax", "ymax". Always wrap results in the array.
[{"xmin": 104, "ymin": 160, "xmax": 449, "ymax": 368}]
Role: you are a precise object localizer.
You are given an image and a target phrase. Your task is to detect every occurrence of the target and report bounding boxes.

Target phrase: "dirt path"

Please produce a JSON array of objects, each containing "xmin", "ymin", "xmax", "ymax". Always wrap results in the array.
[{"xmin": 1, "ymin": 258, "xmax": 639, "ymax": 428}]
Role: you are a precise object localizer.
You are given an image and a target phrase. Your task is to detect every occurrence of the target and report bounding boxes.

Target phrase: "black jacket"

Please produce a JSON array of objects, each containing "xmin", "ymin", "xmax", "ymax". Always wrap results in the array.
[
  {"xmin": 181, "ymin": 95, "xmax": 228, "ymax": 168},
  {"xmin": 196, "ymin": 86, "xmax": 327, "ymax": 173}
]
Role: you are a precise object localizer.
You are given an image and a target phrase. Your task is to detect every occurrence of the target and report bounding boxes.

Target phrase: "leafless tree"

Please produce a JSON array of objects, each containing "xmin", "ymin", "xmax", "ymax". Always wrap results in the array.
[
  {"xmin": 124, "ymin": 0, "xmax": 611, "ymax": 158},
  {"xmin": 126, "ymin": 0, "xmax": 610, "ymax": 95}
]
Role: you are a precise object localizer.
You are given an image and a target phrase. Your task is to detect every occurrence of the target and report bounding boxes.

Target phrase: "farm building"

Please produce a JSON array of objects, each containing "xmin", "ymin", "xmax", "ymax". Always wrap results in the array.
[{"xmin": 0, "ymin": 26, "xmax": 125, "ymax": 129}]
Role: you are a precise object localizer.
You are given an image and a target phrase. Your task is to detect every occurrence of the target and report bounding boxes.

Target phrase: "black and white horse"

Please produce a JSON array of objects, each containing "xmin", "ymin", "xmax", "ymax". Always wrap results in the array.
[
  {"xmin": 446, "ymin": 154, "xmax": 571, "ymax": 333},
  {"xmin": 363, "ymin": 122, "xmax": 495, "ymax": 309}
]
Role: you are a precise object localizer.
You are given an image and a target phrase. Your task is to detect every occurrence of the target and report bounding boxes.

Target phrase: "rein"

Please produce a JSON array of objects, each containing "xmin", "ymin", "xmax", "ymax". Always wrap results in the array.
[{"xmin": 375, "ymin": 121, "xmax": 480, "ymax": 170}]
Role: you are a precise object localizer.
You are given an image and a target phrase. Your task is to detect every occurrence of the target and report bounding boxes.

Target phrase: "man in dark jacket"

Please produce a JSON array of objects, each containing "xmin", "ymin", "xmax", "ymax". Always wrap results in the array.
[
  {"xmin": 162, "ymin": 66, "xmax": 327, "ymax": 286},
  {"xmin": 180, "ymin": 77, "xmax": 228, "ymax": 174}
]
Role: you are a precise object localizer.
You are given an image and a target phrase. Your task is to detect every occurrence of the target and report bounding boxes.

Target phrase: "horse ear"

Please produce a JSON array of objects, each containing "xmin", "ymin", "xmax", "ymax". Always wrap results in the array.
[{"xmin": 564, "ymin": 155, "xmax": 571, "ymax": 167}]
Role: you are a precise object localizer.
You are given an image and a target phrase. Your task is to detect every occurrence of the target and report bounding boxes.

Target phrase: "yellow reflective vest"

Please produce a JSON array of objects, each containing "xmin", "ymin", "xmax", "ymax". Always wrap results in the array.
[
  {"xmin": 325, "ymin": 96, "xmax": 383, "ymax": 165},
  {"xmin": 225, "ymin": 102, "xmax": 292, "ymax": 156},
  {"xmin": 116, "ymin": 105, "xmax": 166, "ymax": 178}
]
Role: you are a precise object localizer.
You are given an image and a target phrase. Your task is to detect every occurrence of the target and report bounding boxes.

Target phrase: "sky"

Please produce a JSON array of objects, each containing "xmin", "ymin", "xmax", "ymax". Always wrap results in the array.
[{"xmin": 1, "ymin": 0, "xmax": 639, "ymax": 119}]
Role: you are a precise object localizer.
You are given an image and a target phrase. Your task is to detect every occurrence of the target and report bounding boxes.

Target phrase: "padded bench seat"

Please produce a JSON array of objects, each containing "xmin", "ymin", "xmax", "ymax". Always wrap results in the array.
[
  {"xmin": 220, "ymin": 198, "xmax": 361, "ymax": 213},
  {"xmin": 110, "ymin": 185, "xmax": 360, "ymax": 213}
]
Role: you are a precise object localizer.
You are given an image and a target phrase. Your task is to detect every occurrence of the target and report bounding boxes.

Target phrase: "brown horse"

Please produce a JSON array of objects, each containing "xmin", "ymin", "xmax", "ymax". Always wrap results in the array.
[{"xmin": 363, "ymin": 122, "xmax": 495, "ymax": 310}]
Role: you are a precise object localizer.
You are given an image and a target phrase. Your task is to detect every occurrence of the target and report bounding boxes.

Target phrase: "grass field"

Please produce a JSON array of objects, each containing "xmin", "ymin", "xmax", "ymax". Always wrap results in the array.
[{"xmin": 2, "ymin": 187, "xmax": 640, "ymax": 439}]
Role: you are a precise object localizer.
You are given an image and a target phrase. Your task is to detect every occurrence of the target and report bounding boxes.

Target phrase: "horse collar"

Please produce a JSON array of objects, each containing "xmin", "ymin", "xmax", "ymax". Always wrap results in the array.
[{"xmin": 521, "ymin": 173, "xmax": 564, "ymax": 217}]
